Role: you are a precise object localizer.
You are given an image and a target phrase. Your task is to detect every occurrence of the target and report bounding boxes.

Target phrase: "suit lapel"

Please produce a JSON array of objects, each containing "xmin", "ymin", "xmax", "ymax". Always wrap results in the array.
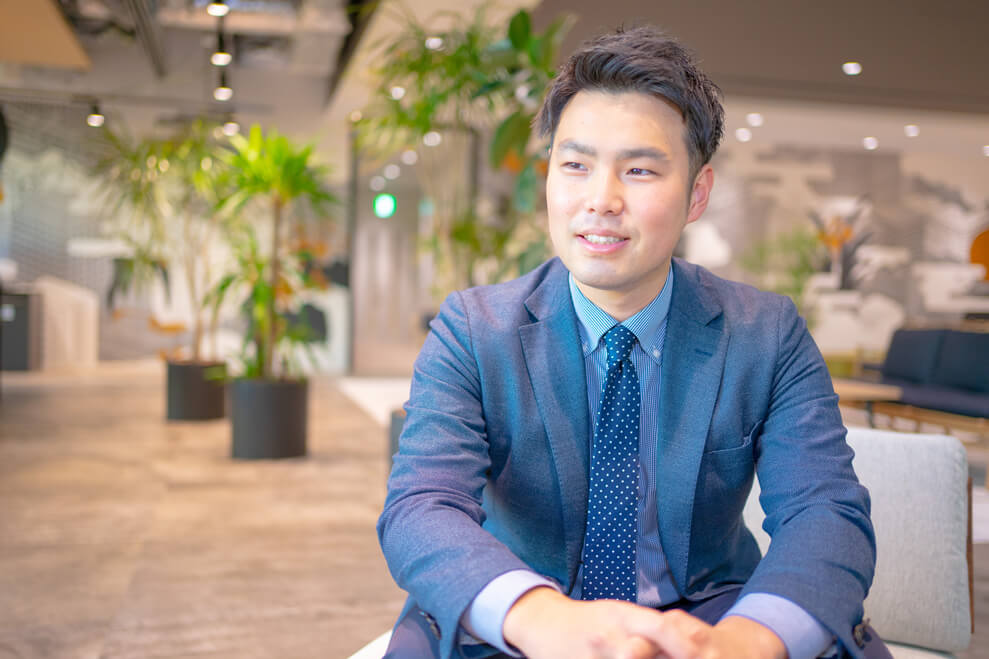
[
  {"xmin": 519, "ymin": 261, "xmax": 590, "ymax": 586},
  {"xmin": 658, "ymin": 260, "xmax": 728, "ymax": 594}
]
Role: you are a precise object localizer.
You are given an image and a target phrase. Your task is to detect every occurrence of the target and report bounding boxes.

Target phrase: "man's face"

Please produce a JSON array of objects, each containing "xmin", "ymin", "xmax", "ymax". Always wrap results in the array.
[{"xmin": 546, "ymin": 90, "xmax": 713, "ymax": 316}]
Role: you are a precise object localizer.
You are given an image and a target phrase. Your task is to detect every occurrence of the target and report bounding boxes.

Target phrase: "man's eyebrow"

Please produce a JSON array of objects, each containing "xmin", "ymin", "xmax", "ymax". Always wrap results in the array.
[
  {"xmin": 555, "ymin": 140, "xmax": 669, "ymax": 162},
  {"xmin": 616, "ymin": 147, "xmax": 669, "ymax": 162},
  {"xmin": 556, "ymin": 140, "xmax": 595, "ymax": 156}
]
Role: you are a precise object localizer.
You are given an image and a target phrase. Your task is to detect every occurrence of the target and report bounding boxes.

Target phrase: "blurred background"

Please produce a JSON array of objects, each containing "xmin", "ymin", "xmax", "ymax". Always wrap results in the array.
[{"xmin": 0, "ymin": 1, "xmax": 987, "ymax": 657}]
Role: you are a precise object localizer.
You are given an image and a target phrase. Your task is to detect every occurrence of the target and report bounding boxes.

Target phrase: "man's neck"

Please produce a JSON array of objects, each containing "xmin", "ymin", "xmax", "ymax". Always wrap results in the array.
[{"xmin": 573, "ymin": 267, "xmax": 672, "ymax": 322}]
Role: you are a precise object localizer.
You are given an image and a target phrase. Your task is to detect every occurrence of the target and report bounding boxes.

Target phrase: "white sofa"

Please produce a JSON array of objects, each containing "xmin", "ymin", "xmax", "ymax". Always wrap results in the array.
[{"xmin": 351, "ymin": 427, "xmax": 972, "ymax": 658}]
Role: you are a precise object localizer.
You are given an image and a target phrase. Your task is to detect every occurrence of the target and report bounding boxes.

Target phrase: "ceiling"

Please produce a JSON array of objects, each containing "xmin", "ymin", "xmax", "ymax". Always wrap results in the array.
[
  {"xmin": 0, "ymin": 0, "xmax": 987, "ymax": 179},
  {"xmin": 533, "ymin": 0, "xmax": 989, "ymax": 115},
  {"xmin": 0, "ymin": 0, "xmax": 359, "ymax": 160},
  {"xmin": 529, "ymin": 0, "xmax": 989, "ymax": 163}
]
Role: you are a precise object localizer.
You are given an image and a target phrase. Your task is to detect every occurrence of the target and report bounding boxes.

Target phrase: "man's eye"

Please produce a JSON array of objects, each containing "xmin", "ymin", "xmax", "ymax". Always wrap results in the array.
[
  {"xmin": 628, "ymin": 167, "xmax": 654, "ymax": 176},
  {"xmin": 562, "ymin": 161, "xmax": 585, "ymax": 170}
]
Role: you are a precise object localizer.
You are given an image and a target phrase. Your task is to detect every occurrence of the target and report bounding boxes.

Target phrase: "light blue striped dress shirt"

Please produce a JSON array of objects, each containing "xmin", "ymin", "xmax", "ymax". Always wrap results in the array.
[{"xmin": 568, "ymin": 269, "xmax": 679, "ymax": 606}]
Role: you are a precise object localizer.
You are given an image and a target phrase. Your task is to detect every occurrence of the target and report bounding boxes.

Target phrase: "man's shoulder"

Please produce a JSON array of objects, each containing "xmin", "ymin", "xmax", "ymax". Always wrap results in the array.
[
  {"xmin": 456, "ymin": 257, "xmax": 567, "ymax": 315},
  {"xmin": 673, "ymin": 258, "xmax": 794, "ymax": 327}
]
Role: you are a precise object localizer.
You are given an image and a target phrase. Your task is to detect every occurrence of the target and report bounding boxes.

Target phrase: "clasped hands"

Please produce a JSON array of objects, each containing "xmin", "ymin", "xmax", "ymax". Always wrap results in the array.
[{"xmin": 502, "ymin": 587, "xmax": 787, "ymax": 659}]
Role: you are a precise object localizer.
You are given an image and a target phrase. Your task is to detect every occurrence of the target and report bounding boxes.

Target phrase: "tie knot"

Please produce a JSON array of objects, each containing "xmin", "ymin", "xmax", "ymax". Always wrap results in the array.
[{"xmin": 603, "ymin": 324, "xmax": 636, "ymax": 367}]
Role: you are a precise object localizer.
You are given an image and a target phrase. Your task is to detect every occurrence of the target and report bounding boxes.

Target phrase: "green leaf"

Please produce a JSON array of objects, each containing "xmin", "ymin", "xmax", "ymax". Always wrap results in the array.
[
  {"xmin": 489, "ymin": 110, "xmax": 532, "ymax": 169},
  {"xmin": 513, "ymin": 160, "xmax": 538, "ymax": 213},
  {"xmin": 508, "ymin": 10, "xmax": 531, "ymax": 51}
]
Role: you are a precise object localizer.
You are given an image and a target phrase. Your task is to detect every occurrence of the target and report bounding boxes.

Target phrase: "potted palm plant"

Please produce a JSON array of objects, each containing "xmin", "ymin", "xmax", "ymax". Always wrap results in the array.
[
  {"xmin": 208, "ymin": 124, "xmax": 337, "ymax": 459},
  {"xmin": 97, "ymin": 121, "xmax": 230, "ymax": 420}
]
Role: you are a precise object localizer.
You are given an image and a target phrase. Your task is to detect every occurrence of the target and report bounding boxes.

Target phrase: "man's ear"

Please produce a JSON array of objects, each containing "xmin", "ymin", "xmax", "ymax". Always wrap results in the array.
[{"xmin": 686, "ymin": 164, "xmax": 714, "ymax": 225}]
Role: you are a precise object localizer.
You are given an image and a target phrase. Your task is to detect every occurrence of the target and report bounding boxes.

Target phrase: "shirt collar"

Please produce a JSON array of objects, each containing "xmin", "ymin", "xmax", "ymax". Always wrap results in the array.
[{"xmin": 568, "ymin": 265, "xmax": 674, "ymax": 363}]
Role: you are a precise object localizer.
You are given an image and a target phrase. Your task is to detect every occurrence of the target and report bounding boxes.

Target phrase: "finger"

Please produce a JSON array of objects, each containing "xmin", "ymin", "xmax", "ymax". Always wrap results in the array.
[
  {"xmin": 658, "ymin": 609, "xmax": 713, "ymax": 641},
  {"xmin": 621, "ymin": 609, "xmax": 705, "ymax": 659},
  {"xmin": 590, "ymin": 633, "xmax": 657, "ymax": 659},
  {"xmin": 589, "ymin": 627, "xmax": 628, "ymax": 659},
  {"xmin": 616, "ymin": 635, "xmax": 662, "ymax": 659}
]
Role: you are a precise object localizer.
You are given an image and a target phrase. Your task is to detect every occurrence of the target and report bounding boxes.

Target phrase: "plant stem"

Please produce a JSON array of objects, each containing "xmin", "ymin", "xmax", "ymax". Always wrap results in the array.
[
  {"xmin": 182, "ymin": 211, "xmax": 203, "ymax": 362},
  {"xmin": 265, "ymin": 195, "xmax": 284, "ymax": 378}
]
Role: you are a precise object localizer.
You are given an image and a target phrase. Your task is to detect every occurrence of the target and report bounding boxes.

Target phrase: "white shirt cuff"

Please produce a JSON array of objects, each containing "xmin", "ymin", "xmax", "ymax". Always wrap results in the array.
[
  {"xmin": 722, "ymin": 592, "xmax": 836, "ymax": 659},
  {"xmin": 460, "ymin": 569, "xmax": 560, "ymax": 656}
]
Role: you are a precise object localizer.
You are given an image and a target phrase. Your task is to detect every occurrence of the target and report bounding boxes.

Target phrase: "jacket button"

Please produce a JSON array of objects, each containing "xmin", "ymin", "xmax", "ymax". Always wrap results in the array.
[{"xmin": 852, "ymin": 618, "xmax": 871, "ymax": 648}]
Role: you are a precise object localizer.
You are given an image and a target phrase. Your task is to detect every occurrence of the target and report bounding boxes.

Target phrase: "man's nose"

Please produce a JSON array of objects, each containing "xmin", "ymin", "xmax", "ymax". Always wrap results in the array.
[{"xmin": 585, "ymin": 171, "xmax": 623, "ymax": 216}]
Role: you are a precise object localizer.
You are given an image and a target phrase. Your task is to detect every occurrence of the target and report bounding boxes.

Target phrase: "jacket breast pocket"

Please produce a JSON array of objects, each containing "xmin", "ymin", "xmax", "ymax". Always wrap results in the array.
[{"xmin": 698, "ymin": 421, "xmax": 760, "ymax": 493}]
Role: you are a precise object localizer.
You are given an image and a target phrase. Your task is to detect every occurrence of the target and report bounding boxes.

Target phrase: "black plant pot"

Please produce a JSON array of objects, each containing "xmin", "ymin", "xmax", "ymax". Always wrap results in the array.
[
  {"xmin": 166, "ymin": 360, "xmax": 227, "ymax": 421},
  {"xmin": 229, "ymin": 378, "xmax": 308, "ymax": 459}
]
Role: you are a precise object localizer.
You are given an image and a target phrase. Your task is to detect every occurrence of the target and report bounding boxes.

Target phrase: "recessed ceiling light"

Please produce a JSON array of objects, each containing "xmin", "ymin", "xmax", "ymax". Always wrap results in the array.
[
  {"xmin": 390, "ymin": 86, "xmax": 406, "ymax": 100},
  {"xmin": 745, "ymin": 113, "xmax": 764, "ymax": 127},
  {"xmin": 349, "ymin": 110, "xmax": 362, "ymax": 123},
  {"xmin": 863, "ymin": 136, "xmax": 879, "ymax": 150},
  {"xmin": 842, "ymin": 62, "xmax": 863, "ymax": 76},
  {"xmin": 370, "ymin": 176, "xmax": 386, "ymax": 191},
  {"xmin": 904, "ymin": 125, "xmax": 920, "ymax": 138},
  {"xmin": 384, "ymin": 164, "xmax": 401, "ymax": 180},
  {"xmin": 401, "ymin": 149, "xmax": 418, "ymax": 165},
  {"xmin": 983, "ymin": 145, "xmax": 989, "ymax": 157},
  {"xmin": 735, "ymin": 127, "xmax": 752, "ymax": 143},
  {"xmin": 222, "ymin": 119, "xmax": 240, "ymax": 136},
  {"xmin": 207, "ymin": 1, "xmax": 229, "ymax": 18},
  {"xmin": 425, "ymin": 37, "xmax": 443, "ymax": 50},
  {"xmin": 423, "ymin": 131, "xmax": 442, "ymax": 147}
]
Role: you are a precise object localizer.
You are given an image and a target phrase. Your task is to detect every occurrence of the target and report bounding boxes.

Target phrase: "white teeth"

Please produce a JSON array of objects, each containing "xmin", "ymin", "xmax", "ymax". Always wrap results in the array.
[{"xmin": 583, "ymin": 234, "xmax": 623, "ymax": 245}]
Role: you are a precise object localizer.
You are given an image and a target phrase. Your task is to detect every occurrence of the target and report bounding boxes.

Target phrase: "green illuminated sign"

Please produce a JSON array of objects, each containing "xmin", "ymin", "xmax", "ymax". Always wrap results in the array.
[{"xmin": 373, "ymin": 193, "xmax": 397, "ymax": 218}]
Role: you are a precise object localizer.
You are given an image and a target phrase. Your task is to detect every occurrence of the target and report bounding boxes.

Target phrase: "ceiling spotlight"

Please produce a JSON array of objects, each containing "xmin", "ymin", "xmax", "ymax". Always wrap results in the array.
[
  {"xmin": 400, "ymin": 149, "xmax": 418, "ymax": 165},
  {"xmin": 745, "ymin": 113, "xmax": 764, "ymax": 127},
  {"xmin": 222, "ymin": 118, "xmax": 240, "ymax": 136},
  {"xmin": 369, "ymin": 175, "xmax": 386, "ymax": 191},
  {"xmin": 211, "ymin": 30, "xmax": 231, "ymax": 66},
  {"xmin": 390, "ymin": 86, "xmax": 406, "ymax": 100},
  {"xmin": 207, "ymin": 1, "xmax": 229, "ymax": 17},
  {"xmin": 383, "ymin": 164, "xmax": 401, "ymax": 180},
  {"xmin": 983, "ymin": 145, "xmax": 989, "ymax": 157},
  {"xmin": 904, "ymin": 124, "xmax": 920, "ymax": 138},
  {"xmin": 423, "ymin": 131, "xmax": 442, "ymax": 147},
  {"xmin": 863, "ymin": 136, "xmax": 879, "ymax": 150},
  {"xmin": 86, "ymin": 104, "xmax": 105, "ymax": 127},
  {"xmin": 425, "ymin": 37, "xmax": 443, "ymax": 50},
  {"xmin": 842, "ymin": 61, "xmax": 863, "ymax": 76},
  {"xmin": 214, "ymin": 71, "xmax": 233, "ymax": 101},
  {"xmin": 735, "ymin": 127, "xmax": 752, "ymax": 143}
]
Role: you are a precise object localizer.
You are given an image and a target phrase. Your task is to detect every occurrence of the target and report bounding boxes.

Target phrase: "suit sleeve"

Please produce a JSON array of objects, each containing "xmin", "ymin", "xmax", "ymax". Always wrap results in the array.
[
  {"xmin": 740, "ymin": 295, "xmax": 877, "ymax": 658},
  {"xmin": 377, "ymin": 291, "xmax": 534, "ymax": 659}
]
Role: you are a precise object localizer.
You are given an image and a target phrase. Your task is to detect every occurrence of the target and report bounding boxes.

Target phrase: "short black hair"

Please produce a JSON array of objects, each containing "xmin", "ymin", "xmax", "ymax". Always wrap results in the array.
[{"xmin": 536, "ymin": 26, "xmax": 724, "ymax": 179}]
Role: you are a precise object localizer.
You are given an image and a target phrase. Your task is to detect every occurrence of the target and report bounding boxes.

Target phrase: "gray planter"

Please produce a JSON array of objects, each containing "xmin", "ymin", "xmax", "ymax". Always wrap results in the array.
[
  {"xmin": 229, "ymin": 378, "xmax": 308, "ymax": 459},
  {"xmin": 166, "ymin": 360, "xmax": 226, "ymax": 421}
]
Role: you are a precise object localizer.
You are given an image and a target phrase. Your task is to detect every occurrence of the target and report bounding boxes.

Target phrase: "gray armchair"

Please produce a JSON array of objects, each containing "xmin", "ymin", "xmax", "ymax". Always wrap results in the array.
[{"xmin": 744, "ymin": 428, "xmax": 972, "ymax": 657}]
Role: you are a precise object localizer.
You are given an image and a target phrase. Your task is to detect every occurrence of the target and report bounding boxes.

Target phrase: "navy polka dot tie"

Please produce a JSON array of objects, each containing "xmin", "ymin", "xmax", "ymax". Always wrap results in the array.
[{"xmin": 581, "ymin": 324, "xmax": 639, "ymax": 602}]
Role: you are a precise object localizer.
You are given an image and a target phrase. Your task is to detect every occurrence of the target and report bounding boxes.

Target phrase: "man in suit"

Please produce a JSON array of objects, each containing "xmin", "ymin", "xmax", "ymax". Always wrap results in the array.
[{"xmin": 378, "ymin": 27, "xmax": 886, "ymax": 659}]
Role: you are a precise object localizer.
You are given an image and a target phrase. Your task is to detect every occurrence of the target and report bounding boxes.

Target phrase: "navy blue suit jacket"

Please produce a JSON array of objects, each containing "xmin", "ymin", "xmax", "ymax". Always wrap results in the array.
[{"xmin": 378, "ymin": 257, "xmax": 876, "ymax": 658}]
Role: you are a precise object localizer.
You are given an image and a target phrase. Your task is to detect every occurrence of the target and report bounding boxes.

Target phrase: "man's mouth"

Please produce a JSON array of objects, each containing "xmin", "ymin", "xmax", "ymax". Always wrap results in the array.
[
  {"xmin": 582, "ymin": 234, "xmax": 624, "ymax": 245},
  {"xmin": 579, "ymin": 233, "xmax": 627, "ymax": 245}
]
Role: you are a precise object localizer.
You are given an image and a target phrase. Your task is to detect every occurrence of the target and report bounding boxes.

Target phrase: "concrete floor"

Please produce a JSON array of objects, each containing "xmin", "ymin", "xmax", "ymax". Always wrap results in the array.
[
  {"xmin": 0, "ymin": 362, "xmax": 986, "ymax": 658},
  {"xmin": 0, "ymin": 362, "xmax": 404, "ymax": 658}
]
